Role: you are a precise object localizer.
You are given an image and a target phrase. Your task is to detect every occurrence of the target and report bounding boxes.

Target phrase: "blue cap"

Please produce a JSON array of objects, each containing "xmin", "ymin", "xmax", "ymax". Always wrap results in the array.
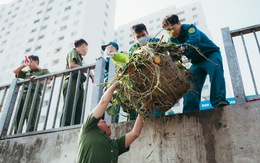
[{"xmin": 101, "ymin": 42, "xmax": 119, "ymax": 51}]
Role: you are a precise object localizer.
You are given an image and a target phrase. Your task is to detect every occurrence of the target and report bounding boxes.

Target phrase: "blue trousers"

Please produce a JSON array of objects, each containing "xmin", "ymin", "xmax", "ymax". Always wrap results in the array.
[{"xmin": 183, "ymin": 51, "xmax": 228, "ymax": 113}]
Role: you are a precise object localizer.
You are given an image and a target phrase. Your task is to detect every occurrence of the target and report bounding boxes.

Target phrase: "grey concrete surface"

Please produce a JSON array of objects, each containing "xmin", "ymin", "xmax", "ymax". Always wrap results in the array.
[{"xmin": 1, "ymin": 101, "xmax": 260, "ymax": 163}]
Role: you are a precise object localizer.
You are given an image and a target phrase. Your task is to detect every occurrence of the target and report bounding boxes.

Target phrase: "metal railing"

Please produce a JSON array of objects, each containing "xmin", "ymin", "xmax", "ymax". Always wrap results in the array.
[
  {"xmin": 0, "ymin": 58, "xmax": 107, "ymax": 139},
  {"xmin": 222, "ymin": 24, "xmax": 260, "ymax": 104}
]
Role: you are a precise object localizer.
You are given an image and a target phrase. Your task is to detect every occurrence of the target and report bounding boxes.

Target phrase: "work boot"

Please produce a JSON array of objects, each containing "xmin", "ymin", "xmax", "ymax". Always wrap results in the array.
[{"xmin": 217, "ymin": 101, "xmax": 230, "ymax": 107}]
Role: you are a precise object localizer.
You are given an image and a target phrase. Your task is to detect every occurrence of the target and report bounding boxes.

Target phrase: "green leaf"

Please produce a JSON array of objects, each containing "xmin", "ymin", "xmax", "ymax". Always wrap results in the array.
[
  {"xmin": 106, "ymin": 105, "xmax": 118, "ymax": 116},
  {"xmin": 112, "ymin": 52, "xmax": 130, "ymax": 67}
]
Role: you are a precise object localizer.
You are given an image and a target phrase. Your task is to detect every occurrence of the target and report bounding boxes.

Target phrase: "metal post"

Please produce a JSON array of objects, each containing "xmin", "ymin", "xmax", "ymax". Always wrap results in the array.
[
  {"xmin": 0, "ymin": 79, "xmax": 19, "ymax": 138},
  {"xmin": 104, "ymin": 58, "xmax": 117, "ymax": 123},
  {"xmin": 43, "ymin": 76, "xmax": 56, "ymax": 130},
  {"xmin": 253, "ymin": 30, "xmax": 260, "ymax": 56},
  {"xmin": 240, "ymin": 33, "xmax": 258, "ymax": 95},
  {"xmin": 221, "ymin": 27, "xmax": 246, "ymax": 104},
  {"xmin": 52, "ymin": 75, "xmax": 64, "ymax": 128},
  {"xmin": 91, "ymin": 58, "xmax": 105, "ymax": 109},
  {"xmin": 81, "ymin": 68, "xmax": 90, "ymax": 123}
]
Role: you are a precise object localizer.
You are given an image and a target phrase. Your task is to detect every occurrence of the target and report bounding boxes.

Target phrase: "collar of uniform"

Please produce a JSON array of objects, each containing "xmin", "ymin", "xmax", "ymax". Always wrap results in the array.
[
  {"xmin": 73, "ymin": 48, "xmax": 83, "ymax": 60},
  {"xmin": 30, "ymin": 68, "xmax": 41, "ymax": 73},
  {"xmin": 99, "ymin": 129, "xmax": 111, "ymax": 141}
]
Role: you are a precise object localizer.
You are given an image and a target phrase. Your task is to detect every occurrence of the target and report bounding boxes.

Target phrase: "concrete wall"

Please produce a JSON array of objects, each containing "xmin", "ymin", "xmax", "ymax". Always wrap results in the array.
[{"xmin": 1, "ymin": 101, "xmax": 260, "ymax": 163}]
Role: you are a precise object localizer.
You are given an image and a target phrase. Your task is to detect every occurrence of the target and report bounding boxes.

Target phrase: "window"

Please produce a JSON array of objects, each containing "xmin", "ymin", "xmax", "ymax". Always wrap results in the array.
[
  {"xmin": 46, "ymin": 7, "xmax": 52, "ymax": 12},
  {"xmin": 12, "ymin": 14, "xmax": 16, "ymax": 18},
  {"xmin": 119, "ymin": 36, "xmax": 123, "ymax": 40},
  {"xmin": 9, "ymin": 22, "xmax": 14, "ymax": 27},
  {"xmin": 28, "ymin": 38, "xmax": 34, "ymax": 42},
  {"xmin": 55, "ymin": 47, "xmax": 62, "ymax": 53},
  {"xmin": 25, "ymin": 48, "xmax": 31, "ymax": 53},
  {"xmin": 192, "ymin": 7, "xmax": 197, "ymax": 11},
  {"xmin": 52, "ymin": 59, "xmax": 59, "ymax": 65},
  {"xmin": 104, "ymin": 21, "xmax": 107, "ymax": 27},
  {"xmin": 177, "ymin": 11, "xmax": 184, "ymax": 15},
  {"xmin": 73, "ymin": 20, "xmax": 79, "ymax": 26},
  {"xmin": 1, "ymin": 27, "xmax": 5, "ymax": 31},
  {"xmin": 156, "ymin": 25, "xmax": 161, "ymax": 29},
  {"xmin": 129, "ymin": 40, "xmax": 134, "ymax": 44},
  {"xmin": 194, "ymin": 22, "xmax": 199, "ymax": 25},
  {"xmin": 60, "ymin": 25, "xmax": 67, "ymax": 31},
  {"xmin": 2, "ymin": 40, "xmax": 7, "ymax": 45},
  {"xmin": 105, "ymin": 4, "xmax": 109, "ymax": 9},
  {"xmin": 180, "ymin": 18, "xmax": 186, "ymax": 22},
  {"xmin": 31, "ymin": 28, "xmax": 37, "ymax": 33},
  {"xmin": 39, "ymin": 2, "xmax": 45, "ymax": 6},
  {"xmin": 37, "ymin": 10, "xmax": 43, "ymax": 15},
  {"xmin": 77, "ymin": 1, "xmax": 83, "ymax": 6},
  {"xmin": 0, "ymin": 49, "xmax": 3, "ymax": 53},
  {"xmin": 38, "ymin": 35, "xmax": 44, "ymax": 40},
  {"xmin": 62, "ymin": 15, "xmax": 69, "ymax": 21},
  {"xmin": 75, "ymin": 10, "xmax": 81, "ymax": 15},
  {"xmin": 41, "ymin": 25, "xmax": 47, "ymax": 30},
  {"xmin": 156, "ymin": 18, "xmax": 160, "ymax": 21},
  {"xmin": 65, "ymin": 6, "xmax": 71, "ymax": 11},
  {"xmin": 71, "ymin": 31, "xmax": 77, "ymax": 36},
  {"xmin": 58, "ymin": 36, "xmax": 64, "ymax": 41},
  {"xmin": 44, "ymin": 16, "xmax": 50, "ymax": 21},
  {"xmin": 203, "ymin": 84, "xmax": 209, "ymax": 90},
  {"xmin": 193, "ymin": 15, "xmax": 198, "ymax": 19},
  {"xmin": 34, "ymin": 19, "xmax": 40, "ymax": 23},
  {"xmin": 129, "ymin": 34, "xmax": 132, "ymax": 37},
  {"xmin": 120, "ymin": 29, "xmax": 124, "ymax": 33},
  {"xmin": 6, "ymin": 31, "xmax": 10, "ymax": 35},
  {"xmin": 35, "ymin": 45, "xmax": 41, "ymax": 51},
  {"xmin": 49, "ymin": 0, "xmax": 54, "ymax": 3},
  {"xmin": 103, "ymin": 30, "xmax": 106, "ymax": 36},
  {"xmin": 149, "ymin": 20, "xmax": 153, "ymax": 24},
  {"xmin": 105, "ymin": 12, "xmax": 108, "ymax": 17}
]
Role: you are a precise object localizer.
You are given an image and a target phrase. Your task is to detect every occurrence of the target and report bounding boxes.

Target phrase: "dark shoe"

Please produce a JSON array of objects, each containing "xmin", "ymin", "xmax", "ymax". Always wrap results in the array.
[{"xmin": 217, "ymin": 101, "xmax": 230, "ymax": 107}]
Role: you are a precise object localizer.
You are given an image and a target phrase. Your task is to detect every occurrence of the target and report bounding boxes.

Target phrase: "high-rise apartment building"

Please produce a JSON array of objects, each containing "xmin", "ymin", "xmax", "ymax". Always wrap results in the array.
[{"xmin": 0, "ymin": 0, "xmax": 116, "ymax": 85}]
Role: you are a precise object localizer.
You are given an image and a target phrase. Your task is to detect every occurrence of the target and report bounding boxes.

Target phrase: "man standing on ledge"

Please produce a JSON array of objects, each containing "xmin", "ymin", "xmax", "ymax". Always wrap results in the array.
[
  {"xmin": 60, "ymin": 39, "xmax": 90, "ymax": 126},
  {"xmin": 162, "ymin": 14, "xmax": 229, "ymax": 113},
  {"xmin": 13, "ymin": 55, "xmax": 50, "ymax": 133},
  {"xmin": 77, "ymin": 82, "xmax": 144, "ymax": 163}
]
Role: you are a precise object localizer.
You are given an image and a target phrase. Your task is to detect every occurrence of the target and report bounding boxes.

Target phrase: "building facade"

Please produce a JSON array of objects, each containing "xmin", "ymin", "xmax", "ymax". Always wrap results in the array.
[{"xmin": 0, "ymin": 0, "xmax": 116, "ymax": 85}]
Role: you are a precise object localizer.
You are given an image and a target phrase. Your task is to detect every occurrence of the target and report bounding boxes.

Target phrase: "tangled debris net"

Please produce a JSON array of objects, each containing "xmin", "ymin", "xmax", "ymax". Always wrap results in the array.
[{"xmin": 107, "ymin": 41, "xmax": 194, "ymax": 116}]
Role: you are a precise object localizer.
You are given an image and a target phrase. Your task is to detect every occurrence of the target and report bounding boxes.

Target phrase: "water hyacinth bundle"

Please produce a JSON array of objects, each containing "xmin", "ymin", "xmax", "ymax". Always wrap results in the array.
[{"xmin": 108, "ymin": 42, "xmax": 193, "ymax": 115}]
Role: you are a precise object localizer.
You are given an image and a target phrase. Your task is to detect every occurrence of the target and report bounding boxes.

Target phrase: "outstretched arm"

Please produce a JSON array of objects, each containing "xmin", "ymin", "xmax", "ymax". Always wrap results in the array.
[
  {"xmin": 13, "ymin": 64, "xmax": 26, "ymax": 75},
  {"xmin": 125, "ymin": 114, "xmax": 144, "ymax": 148},
  {"xmin": 92, "ymin": 82, "xmax": 119, "ymax": 119}
]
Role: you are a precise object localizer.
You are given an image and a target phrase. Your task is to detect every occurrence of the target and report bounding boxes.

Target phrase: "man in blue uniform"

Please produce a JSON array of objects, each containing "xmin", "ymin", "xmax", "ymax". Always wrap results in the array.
[
  {"xmin": 128, "ymin": 23, "xmax": 165, "ymax": 119},
  {"xmin": 162, "ymin": 14, "xmax": 229, "ymax": 113}
]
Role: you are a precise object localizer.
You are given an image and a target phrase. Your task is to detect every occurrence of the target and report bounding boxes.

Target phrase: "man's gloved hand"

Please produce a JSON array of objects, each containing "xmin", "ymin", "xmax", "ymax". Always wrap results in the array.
[{"xmin": 23, "ymin": 56, "xmax": 30, "ymax": 66}]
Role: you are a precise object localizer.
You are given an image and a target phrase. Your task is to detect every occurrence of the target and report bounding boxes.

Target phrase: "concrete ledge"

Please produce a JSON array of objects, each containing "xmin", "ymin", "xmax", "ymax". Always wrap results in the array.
[{"xmin": 1, "ymin": 101, "xmax": 260, "ymax": 163}]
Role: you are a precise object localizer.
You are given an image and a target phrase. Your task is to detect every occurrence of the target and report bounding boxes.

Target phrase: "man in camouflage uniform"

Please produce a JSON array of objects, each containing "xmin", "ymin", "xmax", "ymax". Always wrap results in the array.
[{"xmin": 60, "ymin": 39, "xmax": 89, "ymax": 126}]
